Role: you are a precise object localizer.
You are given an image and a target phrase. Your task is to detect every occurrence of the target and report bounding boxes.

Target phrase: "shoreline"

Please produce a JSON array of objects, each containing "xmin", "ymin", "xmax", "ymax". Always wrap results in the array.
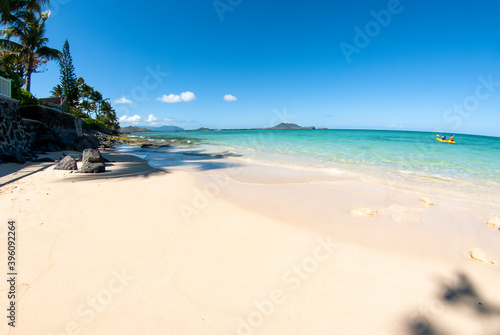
[
  {"xmin": 1, "ymin": 148, "xmax": 499, "ymax": 334},
  {"xmin": 117, "ymin": 140, "xmax": 500, "ymax": 215},
  {"xmin": 125, "ymin": 129, "xmax": 500, "ymax": 186},
  {"xmin": 113, "ymin": 143, "xmax": 500, "ymax": 266}
]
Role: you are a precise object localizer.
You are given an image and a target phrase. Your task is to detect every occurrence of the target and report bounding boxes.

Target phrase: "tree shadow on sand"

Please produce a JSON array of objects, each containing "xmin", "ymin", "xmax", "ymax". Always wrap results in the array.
[
  {"xmin": 0, "ymin": 162, "xmax": 53, "ymax": 188},
  {"xmin": 60, "ymin": 149, "xmax": 241, "ymax": 182},
  {"xmin": 406, "ymin": 272, "xmax": 500, "ymax": 335},
  {"xmin": 146, "ymin": 149, "xmax": 242, "ymax": 172}
]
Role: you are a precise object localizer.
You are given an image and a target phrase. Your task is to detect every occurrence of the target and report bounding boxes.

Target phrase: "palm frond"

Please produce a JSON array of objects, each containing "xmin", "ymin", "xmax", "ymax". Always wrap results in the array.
[
  {"xmin": 36, "ymin": 46, "xmax": 61, "ymax": 60},
  {"xmin": 0, "ymin": 38, "xmax": 23, "ymax": 52}
]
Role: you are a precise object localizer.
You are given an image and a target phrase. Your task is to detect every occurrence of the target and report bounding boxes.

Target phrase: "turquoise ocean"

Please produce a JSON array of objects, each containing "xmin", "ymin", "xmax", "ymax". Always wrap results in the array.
[{"xmin": 119, "ymin": 129, "xmax": 500, "ymax": 205}]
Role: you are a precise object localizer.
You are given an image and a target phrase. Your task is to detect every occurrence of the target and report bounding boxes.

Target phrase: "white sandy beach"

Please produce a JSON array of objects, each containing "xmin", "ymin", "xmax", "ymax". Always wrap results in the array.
[{"xmin": 1, "ymin": 150, "xmax": 500, "ymax": 335}]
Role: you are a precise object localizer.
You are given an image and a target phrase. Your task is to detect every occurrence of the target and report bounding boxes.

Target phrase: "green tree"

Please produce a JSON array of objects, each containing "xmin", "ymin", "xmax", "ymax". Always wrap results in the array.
[
  {"xmin": 59, "ymin": 39, "xmax": 78, "ymax": 106},
  {"xmin": 90, "ymin": 89, "xmax": 103, "ymax": 118},
  {"xmin": 80, "ymin": 99, "xmax": 93, "ymax": 117},
  {"xmin": 78, "ymin": 82, "xmax": 94, "ymax": 115},
  {"xmin": 0, "ymin": 9, "xmax": 61, "ymax": 92},
  {"xmin": 0, "ymin": 48, "xmax": 48, "ymax": 79},
  {"xmin": 100, "ymin": 100, "xmax": 119, "ymax": 130},
  {"xmin": 1, "ymin": 0, "xmax": 49, "ymax": 23},
  {"xmin": 71, "ymin": 76, "xmax": 119, "ymax": 130},
  {"xmin": 50, "ymin": 83, "xmax": 62, "ymax": 97},
  {"xmin": 74, "ymin": 76, "xmax": 85, "ymax": 101}
]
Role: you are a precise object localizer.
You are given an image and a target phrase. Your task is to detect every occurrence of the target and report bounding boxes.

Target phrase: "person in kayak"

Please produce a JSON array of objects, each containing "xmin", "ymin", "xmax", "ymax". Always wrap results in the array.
[
  {"xmin": 441, "ymin": 135, "xmax": 447, "ymax": 140},
  {"xmin": 450, "ymin": 135, "xmax": 454, "ymax": 141}
]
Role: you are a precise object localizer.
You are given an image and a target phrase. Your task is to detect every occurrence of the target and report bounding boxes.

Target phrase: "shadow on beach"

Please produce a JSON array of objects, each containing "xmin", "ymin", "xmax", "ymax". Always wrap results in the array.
[
  {"xmin": 61, "ymin": 149, "xmax": 241, "ymax": 182},
  {"xmin": 61, "ymin": 152, "xmax": 169, "ymax": 182},
  {"xmin": 146, "ymin": 149, "xmax": 242, "ymax": 172},
  {"xmin": 0, "ymin": 162, "xmax": 53, "ymax": 188},
  {"xmin": 0, "ymin": 147, "xmax": 241, "ymax": 186},
  {"xmin": 405, "ymin": 272, "xmax": 500, "ymax": 335}
]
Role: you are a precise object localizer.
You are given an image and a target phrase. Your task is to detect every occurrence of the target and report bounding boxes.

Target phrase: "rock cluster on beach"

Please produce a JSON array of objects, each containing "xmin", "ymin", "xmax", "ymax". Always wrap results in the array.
[
  {"xmin": 119, "ymin": 137, "xmax": 171, "ymax": 148},
  {"xmin": 53, "ymin": 149, "xmax": 106, "ymax": 173},
  {"xmin": 0, "ymin": 95, "xmax": 119, "ymax": 164},
  {"xmin": 78, "ymin": 149, "xmax": 106, "ymax": 173},
  {"xmin": 54, "ymin": 155, "xmax": 77, "ymax": 171}
]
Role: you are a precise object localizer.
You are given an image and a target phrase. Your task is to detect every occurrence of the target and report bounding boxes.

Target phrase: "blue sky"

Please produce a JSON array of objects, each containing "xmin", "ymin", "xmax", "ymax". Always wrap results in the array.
[{"xmin": 29, "ymin": 0, "xmax": 500, "ymax": 136}]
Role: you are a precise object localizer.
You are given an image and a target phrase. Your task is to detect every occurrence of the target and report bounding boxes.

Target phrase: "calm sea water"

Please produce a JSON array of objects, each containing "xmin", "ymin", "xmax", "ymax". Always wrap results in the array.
[{"xmin": 132, "ymin": 129, "xmax": 499, "ymax": 184}]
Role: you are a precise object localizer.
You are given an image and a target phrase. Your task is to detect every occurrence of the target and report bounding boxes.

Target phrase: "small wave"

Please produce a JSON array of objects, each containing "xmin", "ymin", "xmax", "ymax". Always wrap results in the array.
[
  {"xmin": 321, "ymin": 167, "xmax": 346, "ymax": 175},
  {"xmin": 397, "ymin": 170, "xmax": 452, "ymax": 181},
  {"xmin": 128, "ymin": 153, "xmax": 148, "ymax": 160}
]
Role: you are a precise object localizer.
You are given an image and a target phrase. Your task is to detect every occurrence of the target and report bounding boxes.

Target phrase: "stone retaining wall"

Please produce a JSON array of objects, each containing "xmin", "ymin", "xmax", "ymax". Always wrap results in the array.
[
  {"xmin": 0, "ymin": 96, "xmax": 33, "ymax": 163},
  {"xmin": 1, "ymin": 96, "xmax": 103, "ymax": 164},
  {"xmin": 19, "ymin": 104, "xmax": 99, "ymax": 152}
]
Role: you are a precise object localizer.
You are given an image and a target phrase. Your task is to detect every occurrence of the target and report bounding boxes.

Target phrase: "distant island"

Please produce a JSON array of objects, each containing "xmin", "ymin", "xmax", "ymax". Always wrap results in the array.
[
  {"xmin": 120, "ymin": 123, "xmax": 325, "ymax": 134},
  {"xmin": 147, "ymin": 125, "xmax": 184, "ymax": 131},
  {"xmin": 267, "ymin": 123, "xmax": 315, "ymax": 130},
  {"xmin": 120, "ymin": 125, "xmax": 185, "ymax": 134},
  {"xmin": 189, "ymin": 123, "xmax": 322, "ymax": 132}
]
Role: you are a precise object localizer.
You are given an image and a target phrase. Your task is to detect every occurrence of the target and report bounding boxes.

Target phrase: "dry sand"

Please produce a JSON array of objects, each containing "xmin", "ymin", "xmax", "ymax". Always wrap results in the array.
[{"xmin": 1, "ymin": 150, "xmax": 500, "ymax": 335}]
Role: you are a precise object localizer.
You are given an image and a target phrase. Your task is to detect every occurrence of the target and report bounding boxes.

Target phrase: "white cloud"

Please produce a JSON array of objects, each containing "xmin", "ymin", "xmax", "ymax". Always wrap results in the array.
[
  {"xmin": 157, "ymin": 94, "xmax": 182, "ymax": 103},
  {"xmin": 119, "ymin": 115, "xmax": 142, "ymax": 123},
  {"xmin": 115, "ymin": 97, "xmax": 134, "ymax": 104},
  {"xmin": 119, "ymin": 114, "xmax": 164, "ymax": 126},
  {"xmin": 157, "ymin": 91, "xmax": 196, "ymax": 103},
  {"xmin": 147, "ymin": 114, "xmax": 158, "ymax": 122},
  {"xmin": 223, "ymin": 94, "xmax": 237, "ymax": 102},
  {"xmin": 180, "ymin": 91, "xmax": 196, "ymax": 102}
]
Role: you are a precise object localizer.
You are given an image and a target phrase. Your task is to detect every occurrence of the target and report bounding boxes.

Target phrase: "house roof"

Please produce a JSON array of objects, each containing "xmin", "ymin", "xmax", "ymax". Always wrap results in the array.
[{"xmin": 40, "ymin": 97, "xmax": 66, "ymax": 105}]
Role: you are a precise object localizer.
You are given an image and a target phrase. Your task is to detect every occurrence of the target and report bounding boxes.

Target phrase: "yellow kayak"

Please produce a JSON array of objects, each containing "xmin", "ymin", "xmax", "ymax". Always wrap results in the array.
[{"xmin": 436, "ymin": 138, "xmax": 455, "ymax": 143}]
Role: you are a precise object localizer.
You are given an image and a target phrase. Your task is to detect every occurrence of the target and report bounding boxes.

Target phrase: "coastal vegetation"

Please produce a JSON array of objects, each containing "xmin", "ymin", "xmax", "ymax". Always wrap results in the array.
[
  {"xmin": 54, "ymin": 46, "xmax": 119, "ymax": 131},
  {"xmin": 0, "ymin": 8, "xmax": 60, "ymax": 92},
  {"xmin": 0, "ymin": 0, "xmax": 49, "ymax": 22},
  {"xmin": 58, "ymin": 39, "xmax": 78, "ymax": 107},
  {"xmin": 120, "ymin": 126, "xmax": 153, "ymax": 134},
  {"xmin": 0, "ymin": 0, "xmax": 118, "ymax": 131}
]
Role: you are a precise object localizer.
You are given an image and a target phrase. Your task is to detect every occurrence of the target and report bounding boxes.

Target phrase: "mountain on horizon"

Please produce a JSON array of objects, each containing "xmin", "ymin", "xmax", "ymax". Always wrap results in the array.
[
  {"xmin": 144, "ymin": 125, "xmax": 184, "ymax": 131},
  {"xmin": 120, "ymin": 125, "xmax": 184, "ymax": 134},
  {"xmin": 268, "ymin": 123, "xmax": 315, "ymax": 130}
]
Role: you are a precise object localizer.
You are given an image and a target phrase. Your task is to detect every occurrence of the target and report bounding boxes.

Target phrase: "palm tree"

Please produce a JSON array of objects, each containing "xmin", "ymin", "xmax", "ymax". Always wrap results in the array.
[
  {"xmin": 79, "ymin": 82, "xmax": 94, "ymax": 114},
  {"xmin": 0, "ymin": 9, "xmax": 61, "ymax": 92},
  {"xmin": 100, "ymin": 100, "xmax": 112, "ymax": 122},
  {"xmin": 76, "ymin": 76, "xmax": 85, "ymax": 87},
  {"xmin": 74, "ymin": 76, "xmax": 85, "ymax": 102},
  {"xmin": 79, "ymin": 82, "xmax": 93, "ymax": 100},
  {"xmin": 80, "ymin": 99, "xmax": 93, "ymax": 117},
  {"xmin": 50, "ymin": 84, "xmax": 63, "ymax": 97},
  {"xmin": 90, "ymin": 89, "xmax": 104, "ymax": 119},
  {"xmin": 100, "ymin": 100, "xmax": 119, "ymax": 130},
  {"xmin": 97, "ymin": 97, "xmax": 111, "ymax": 120},
  {"xmin": 1, "ymin": 0, "xmax": 49, "ymax": 22}
]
